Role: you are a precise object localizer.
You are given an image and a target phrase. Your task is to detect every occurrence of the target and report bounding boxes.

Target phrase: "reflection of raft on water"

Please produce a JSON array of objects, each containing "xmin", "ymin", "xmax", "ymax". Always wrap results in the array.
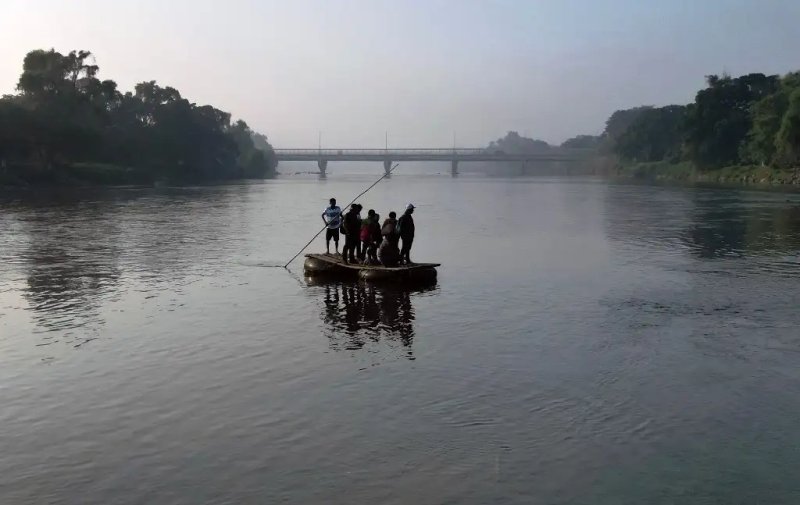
[{"xmin": 304, "ymin": 253, "xmax": 439, "ymax": 283}]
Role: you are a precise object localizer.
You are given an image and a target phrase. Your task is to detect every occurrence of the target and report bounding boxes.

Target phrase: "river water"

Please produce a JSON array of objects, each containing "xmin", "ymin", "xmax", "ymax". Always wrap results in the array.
[{"xmin": 1, "ymin": 174, "xmax": 800, "ymax": 504}]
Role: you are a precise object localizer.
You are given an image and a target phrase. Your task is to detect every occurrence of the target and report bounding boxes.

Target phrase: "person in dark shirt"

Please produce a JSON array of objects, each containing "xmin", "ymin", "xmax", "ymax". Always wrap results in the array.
[
  {"xmin": 342, "ymin": 204, "xmax": 362, "ymax": 264},
  {"xmin": 398, "ymin": 203, "xmax": 415, "ymax": 264},
  {"xmin": 370, "ymin": 212, "xmax": 382, "ymax": 262}
]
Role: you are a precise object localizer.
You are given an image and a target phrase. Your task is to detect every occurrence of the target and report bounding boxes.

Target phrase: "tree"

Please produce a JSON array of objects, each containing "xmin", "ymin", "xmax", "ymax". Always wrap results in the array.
[
  {"xmin": 10, "ymin": 49, "xmax": 109, "ymax": 169},
  {"xmin": 598, "ymin": 106, "xmax": 653, "ymax": 155},
  {"xmin": 251, "ymin": 132, "xmax": 278, "ymax": 175},
  {"xmin": 0, "ymin": 97, "xmax": 33, "ymax": 163},
  {"xmin": 741, "ymin": 90, "xmax": 789, "ymax": 165},
  {"xmin": 488, "ymin": 131, "xmax": 551, "ymax": 153},
  {"xmin": 2, "ymin": 48, "xmax": 279, "ymax": 183},
  {"xmin": 614, "ymin": 105, "xmax": 686, "ymax": 163},
  {"xmin": 684, "ymin": 73, "xmax": 780, "ymax": 168},
  {"xmin": 774, "ymin": 87, "xmax": 800, "ymax": 166},
  {"xmin": 741, "ymin": 72, "xmax": 800, "ymax": 166},
  {"xmin": 228, "ymin": 120, "xmax": 278, "ymax": 178},
  {"xmin": 561, "ymin": 135, "xmax": 602, "ymax": 149},
  {"xmin": 603, "ymin": 107, "xmax": 652, "ymax": 142}
]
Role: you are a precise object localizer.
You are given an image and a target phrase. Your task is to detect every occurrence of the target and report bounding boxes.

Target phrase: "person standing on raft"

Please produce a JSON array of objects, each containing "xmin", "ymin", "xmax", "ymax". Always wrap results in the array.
[
  {"xmin": 398, "ymin": 203, "xmax": 416, "ymax": 264},
  {"xmin": 321, "ymin": 198, "xmax": 342, "ymax": 255},
  {"xmin": 360, "ymin": 209, "xmax": 380, "ymax": 264},
  {"xmin": 342, "ymin": 203, "xmax": 362, "ymax": 264},
  {"xmin": 378, "ymin": 211, "xmax": 400, "ymax": 267},
  {"xmin": 368, "ymin": 211, "xmax": 382, "ymax": 264}
]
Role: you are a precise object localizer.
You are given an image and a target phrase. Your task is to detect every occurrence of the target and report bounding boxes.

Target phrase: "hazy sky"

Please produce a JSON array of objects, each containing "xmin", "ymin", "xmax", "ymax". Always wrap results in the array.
[{"xmin": 2, "ymin": 0, "xmax": 799, "ymax": 147}]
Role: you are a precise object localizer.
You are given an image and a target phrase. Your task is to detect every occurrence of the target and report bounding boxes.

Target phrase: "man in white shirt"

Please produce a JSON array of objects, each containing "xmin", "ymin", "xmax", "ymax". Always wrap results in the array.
[{"xmin": 321, "ymin": 198, "xmax": 342, "ymax": 254}]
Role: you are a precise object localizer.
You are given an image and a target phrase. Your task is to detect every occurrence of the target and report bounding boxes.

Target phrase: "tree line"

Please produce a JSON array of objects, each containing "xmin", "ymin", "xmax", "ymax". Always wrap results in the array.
[
  {"xmin": 0, "ymin": 49, "xmax": 277, "ymax": 185},
  {"xmin": 492, "ymin": 71, "xmax": 800, "ymax": 175},
  {"xmin": 487, "ymin": 131, "xmax": 602, "ymax": 153},
  {"xmin": 602, "ymin": 72, "xmax": 800, "ymax": 170}
]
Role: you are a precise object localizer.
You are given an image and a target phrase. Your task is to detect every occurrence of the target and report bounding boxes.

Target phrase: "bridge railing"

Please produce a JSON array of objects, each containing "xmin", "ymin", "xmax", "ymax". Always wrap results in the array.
[
  {"xmin": 273, "ymin": 148, "xmax": 491, "ymax": 156},
  {"xmin": 272, "ymin": 148, "xmax": 591, "ymax": 156}
]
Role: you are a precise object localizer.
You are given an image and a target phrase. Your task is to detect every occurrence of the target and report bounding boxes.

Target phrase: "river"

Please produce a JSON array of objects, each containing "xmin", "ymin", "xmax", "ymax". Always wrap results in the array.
[{"xmin": 1, "ymin": 174, "xmax": 800, "ymax": 504}]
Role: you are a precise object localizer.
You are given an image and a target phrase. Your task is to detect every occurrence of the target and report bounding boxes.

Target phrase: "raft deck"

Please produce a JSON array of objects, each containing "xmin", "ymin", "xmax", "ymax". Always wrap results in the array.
[{"xmin": 304, "ymin": 253, "xmax": 440, "ymax": 283}]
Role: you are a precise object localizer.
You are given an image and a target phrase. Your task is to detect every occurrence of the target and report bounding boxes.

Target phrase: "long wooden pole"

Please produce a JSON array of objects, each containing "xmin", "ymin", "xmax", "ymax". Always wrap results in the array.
[{"xmin": 283, "ymin": 163, "xmax": 400, "ymax": 268}]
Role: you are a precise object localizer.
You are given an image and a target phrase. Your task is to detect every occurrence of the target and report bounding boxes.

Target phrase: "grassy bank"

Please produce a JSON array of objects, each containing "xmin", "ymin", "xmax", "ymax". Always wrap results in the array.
[{"xmin": 617, "ymin": 161, "xmax": 800, "ymax": 186}]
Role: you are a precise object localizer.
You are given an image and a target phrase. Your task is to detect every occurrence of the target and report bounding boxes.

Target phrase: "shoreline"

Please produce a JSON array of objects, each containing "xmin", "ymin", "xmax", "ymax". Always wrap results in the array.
[
  {"xmin": 3, "ymin": 162, "xmax": 800, "ymax": 192},
  {"xmin": 615, "ymin": 161, "xmax": 800, "ymax": 187},
  {"xmin": 0, "ymin": 162, "xmax": 277, "ymax": 189}
]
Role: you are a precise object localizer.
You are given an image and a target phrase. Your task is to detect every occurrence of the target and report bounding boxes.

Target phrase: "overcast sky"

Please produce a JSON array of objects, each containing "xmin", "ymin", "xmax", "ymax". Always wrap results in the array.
[{"xmin": 2, "ymin": 0, "xmax": 799, "ymax": 147}]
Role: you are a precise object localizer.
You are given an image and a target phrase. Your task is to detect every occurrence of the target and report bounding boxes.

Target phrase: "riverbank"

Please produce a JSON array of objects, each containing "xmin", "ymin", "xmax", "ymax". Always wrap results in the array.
[
  {"xmin": 617, "ymin": 161, "xmax": 800, "ymax": 186},
  {"xmin": 0, "ymin": 163, "xmax": 147, "ymax": 188},
  {"xmin": 0, "ymin": 162, "xmax": 276, "ymax": 188}
]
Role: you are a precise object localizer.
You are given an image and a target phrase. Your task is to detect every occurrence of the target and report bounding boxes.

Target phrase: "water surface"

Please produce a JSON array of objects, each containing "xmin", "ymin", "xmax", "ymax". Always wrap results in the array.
[{"xmin": 1, "ymin": 175, "xmax": 800, "ymax": 504}]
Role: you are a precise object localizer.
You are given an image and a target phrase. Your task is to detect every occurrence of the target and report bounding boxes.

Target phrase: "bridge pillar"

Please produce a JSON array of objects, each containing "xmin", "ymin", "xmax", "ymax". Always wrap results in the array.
[
  {"xmin": 383, "ymin": 159, "xmax": 393, "ymax": 176},
  {"xmin": 317, "ymin": 159, "xmax": 328, "ymax": 176},
  {"xmin": 451, "ymin": 159, "xmax": 459, "ymax": 176}
]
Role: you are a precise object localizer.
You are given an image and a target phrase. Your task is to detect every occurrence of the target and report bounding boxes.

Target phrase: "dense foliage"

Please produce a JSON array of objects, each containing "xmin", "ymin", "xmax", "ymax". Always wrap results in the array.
[
  {"xmin": 605, "ymin": 72, "xmax": 800, "ymax": 170},
  {"xmin": 0, "ymin": 49, "xmax": 277, "ymax": 184},
  {"xmin": 615, "ymin": 105, "xmax": 686, "ymax": 163},
  {"xmin": 488, "ymin": 131, "xmax": 552, "ymax": 154},
  {"xmin": 560, "ymin": 134, "xmax": 603, "ymax": 149}
]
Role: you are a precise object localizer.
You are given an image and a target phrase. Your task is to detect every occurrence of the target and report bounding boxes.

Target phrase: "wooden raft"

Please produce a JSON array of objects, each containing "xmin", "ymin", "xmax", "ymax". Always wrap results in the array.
[{"xmin": 304, "ymin": 253, "xmax": 440, "ymax": 283}]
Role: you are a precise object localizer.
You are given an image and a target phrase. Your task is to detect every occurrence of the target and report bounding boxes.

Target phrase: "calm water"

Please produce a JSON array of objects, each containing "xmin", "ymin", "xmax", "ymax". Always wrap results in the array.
[{"xmin": 2, "ymin": 174, "xmax": 800, "ymax": 504}]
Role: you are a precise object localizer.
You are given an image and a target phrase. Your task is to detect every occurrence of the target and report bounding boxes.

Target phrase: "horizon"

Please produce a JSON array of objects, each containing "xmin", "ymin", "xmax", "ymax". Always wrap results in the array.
[{"xmin": 2, "ymin": 0, "xmax": 799, "ymax": 147}]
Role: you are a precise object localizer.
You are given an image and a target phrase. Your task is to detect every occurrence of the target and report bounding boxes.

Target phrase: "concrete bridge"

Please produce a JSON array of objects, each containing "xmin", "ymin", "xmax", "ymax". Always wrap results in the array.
[{"xmin": 273, "ymin": 148, "xmax": 592, "ymax": 176}]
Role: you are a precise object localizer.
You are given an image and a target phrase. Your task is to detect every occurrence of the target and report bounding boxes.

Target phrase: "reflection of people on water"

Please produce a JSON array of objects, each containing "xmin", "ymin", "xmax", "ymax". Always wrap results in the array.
[{"xmin": 319, "ymin": 282, "xmax": 424, "ymax": 358}]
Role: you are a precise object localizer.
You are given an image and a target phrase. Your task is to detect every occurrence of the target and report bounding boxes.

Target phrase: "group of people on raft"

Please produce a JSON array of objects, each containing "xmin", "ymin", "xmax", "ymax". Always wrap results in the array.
[{"xmin": 322, "ymin": 198, "xmax": 415, "ymax": 267}]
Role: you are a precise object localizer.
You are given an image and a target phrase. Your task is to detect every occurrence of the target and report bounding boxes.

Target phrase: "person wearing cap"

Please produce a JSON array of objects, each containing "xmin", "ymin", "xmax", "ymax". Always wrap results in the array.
[
  {"xmin": 321, "ymin": 198, "xmax": 342, "ymax": 254},
  {"xmin": 398, "ymin": 203, "xmax": 416, "ymax": 265},
  {"xmin": 341, "ymin": 203, "xmax": 363, "ymax": 264}
]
